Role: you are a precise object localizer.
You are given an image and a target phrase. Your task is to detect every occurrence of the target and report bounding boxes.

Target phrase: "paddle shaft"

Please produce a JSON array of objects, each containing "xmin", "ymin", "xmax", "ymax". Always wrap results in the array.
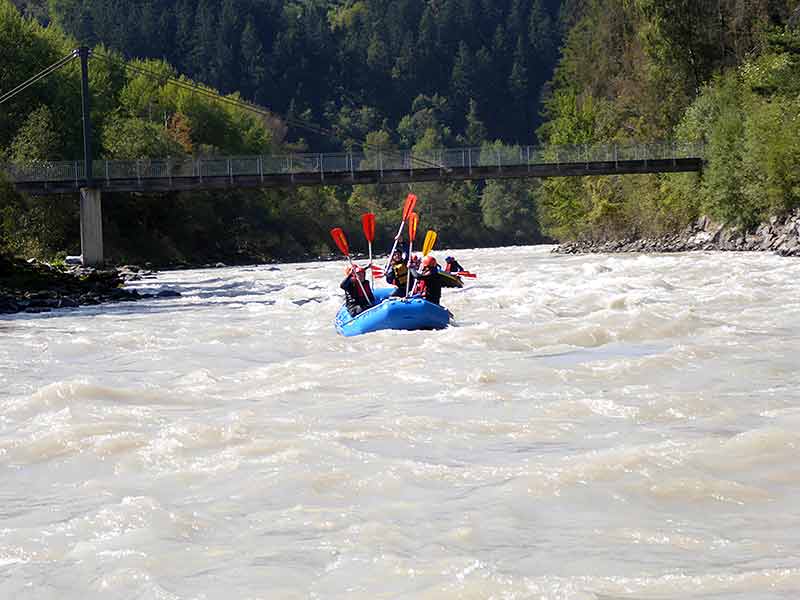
[
  {"xmin": 346, "ymin": 255, "xmax": 373, "ymax": 304},
  {"xmin": 384, "ymin": 220, "xmax": 407, "ymax": 273},
  {"xmin": 367, "ymin": 241, "xmax": 374, "ymax": 289},
  {"xmin": 405, "ymin": 238, "xmax": 415, "ymax": 296}
]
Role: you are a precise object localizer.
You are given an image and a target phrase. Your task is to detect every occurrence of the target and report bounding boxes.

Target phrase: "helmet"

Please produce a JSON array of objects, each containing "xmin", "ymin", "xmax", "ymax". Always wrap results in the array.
[
  {"xmin": 345, "ymin": 265, "xmax": 365, "ymax": 276},
  {"xmin": 445, "ymin": 256, "xmax": 454, "ymax": 262},
  {"xmin": 421, "ymin": 255, "xmax": 437, "ymax": 269},
  {"xmin": 410, "ymin": 254, "xmax": 421, "ymax": 267}
]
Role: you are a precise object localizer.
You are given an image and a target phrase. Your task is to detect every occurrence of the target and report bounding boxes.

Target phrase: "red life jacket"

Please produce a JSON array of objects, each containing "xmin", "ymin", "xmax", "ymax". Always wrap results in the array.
[
  {"xmin": 351, "ymin": 277, "xmax": 373, "ymax": 303},
  {"xmin": 415, "ymin": 279, "xmax": 428, "ymax": 297}
]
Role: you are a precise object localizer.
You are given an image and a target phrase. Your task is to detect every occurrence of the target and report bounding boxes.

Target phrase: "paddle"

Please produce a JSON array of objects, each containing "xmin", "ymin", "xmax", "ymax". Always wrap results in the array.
[
  {"xmin": 361, "ymin": 212, "xmax": 376, "ymax": 288},
  {"xmin": 330, "ymin": 227, "xmax": 372, "ymax": 304},
  {"xmin": 422, "ymin": 230, "xmax": 437, "ymax": 256},
  {"xmin": 383, "ymin": 193, "xmax": 418, "ymax": 272},
  {"xmin": 453, "ymin": 271, "xmax": 477, "ymax": 278},
  {"xmin": 405, "ymin": 211, "xmax": 419, "ymax": 296}
]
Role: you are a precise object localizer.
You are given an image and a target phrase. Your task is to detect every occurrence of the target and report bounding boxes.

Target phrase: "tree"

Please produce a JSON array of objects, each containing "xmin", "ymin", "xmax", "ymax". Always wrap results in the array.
[
  {"xmin": 240, "ymin": 18, "xmax": 266, "ymax": 101},
  {"xmin": 450, "ymin": 41, "xmax": 474, "ymax": 118},
  {"xmin": 101, "ymin": 115, "xmax": 183, "ymax": 159},
  {"xmin": 481, "ymin": 177, "xmax": 541, "ymax": 243},
  {"xmin": 462, "ymin": 99, "xmax": 487, "ymax": 145},
  {"xmin": 10, "ymin": 105, "xmax": 62, "ymax": 162}
]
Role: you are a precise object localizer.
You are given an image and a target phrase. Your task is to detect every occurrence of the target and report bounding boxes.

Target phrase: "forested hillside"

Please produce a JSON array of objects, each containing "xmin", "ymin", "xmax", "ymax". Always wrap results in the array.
[
  {"xmin": 537, "ymin": 0, "xmax": 800, "ymax": 240},
  {"xmin": 26, "ymin": 0, "xmax": 561, "ymax": 146},
  {"xmin": 3, "ymin": 0, "xmax": 799, "ymax": 267},
  {"xmin": 1, "ymin": 0, "xmax": 561, "ymax": 265}
]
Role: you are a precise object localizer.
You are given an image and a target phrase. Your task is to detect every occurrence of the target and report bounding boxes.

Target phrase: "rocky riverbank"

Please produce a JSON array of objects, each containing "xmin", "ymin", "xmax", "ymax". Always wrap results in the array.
[
  {"xmin": 554, "ymin": 210, "xmax": 800, "ymax": 257},
  {"xmin": 0, "ymin": 257, "xmax": 179, "ymax": 315}
]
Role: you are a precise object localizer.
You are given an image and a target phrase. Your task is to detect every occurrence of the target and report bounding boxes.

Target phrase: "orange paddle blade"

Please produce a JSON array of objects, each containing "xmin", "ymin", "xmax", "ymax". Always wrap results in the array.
[
  {"xmin": 330, "ymin": 227, "xmax": 349, "ymax": 255},
  {"xmin": 361, "ymin": 213, "xmax": 376, "ymax": 243},
  {"xmin": 402, "ymin": 193, "xmax": 418, "ymax": 221},
  {"xmin": 408, "ymin": 212, "xmax": 419, "ymax": 241}
]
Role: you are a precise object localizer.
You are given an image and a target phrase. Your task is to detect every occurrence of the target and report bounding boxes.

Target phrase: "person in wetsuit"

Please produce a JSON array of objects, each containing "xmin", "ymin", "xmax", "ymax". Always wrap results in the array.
[
  {"xmin": 444, "ymin": 256, "xmax": 464, "ymax": 273},
  {"xmin": 340, "ymin": 265, "xmax": 374, "ymax": 316},
  {"xmin": 409, "ymin": 255, "xmax": 460, "ymax": 305}
]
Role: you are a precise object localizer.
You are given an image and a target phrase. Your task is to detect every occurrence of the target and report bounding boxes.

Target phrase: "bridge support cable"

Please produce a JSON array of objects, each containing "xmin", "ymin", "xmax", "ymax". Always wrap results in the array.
[
  {"xmin": 0, "ymin": 51, "xmax": 78, "ymax": 105},
  {"xmin": 89, "ymin": 53, "xmax": 448, "ymax": 173}
]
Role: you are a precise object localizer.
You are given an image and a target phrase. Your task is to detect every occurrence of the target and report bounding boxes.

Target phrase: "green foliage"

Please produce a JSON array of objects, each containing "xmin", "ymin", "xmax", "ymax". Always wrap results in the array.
[
  {"xmin": 10, "ymin": 105, "xmax": 62, "ymax": 161},
  {"xmin": 481, "ymin": 178, "xmax": 540, "ymax": 242},
  {"xmin": 0, "ymin": 0, "xmax": 558, "ymax": 264},
  {"xmin": 537, "ymin": 0, "xmax": 800, "ymax": 241},
  {"xmin": 101, "ymin": 114, "xmax": 184, "ymax": 159},
  {"xmin": 35, "ymin": 0, "xmax": 563, "ymax": 146},
  {"xmin": 670, "ymin": 29, "xmax": 800, "ymax": 229}
]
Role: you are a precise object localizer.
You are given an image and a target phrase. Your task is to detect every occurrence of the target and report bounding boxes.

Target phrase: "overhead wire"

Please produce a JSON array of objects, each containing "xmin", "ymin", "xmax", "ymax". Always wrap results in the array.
[
  {"xmin": 90, "ymin": 51, "xmax": 447, "ymax": 171},
  {"xmin": 0, "ymin": 48, "xmax": 447, "ymax": 172},
  {"xmin": 0, "ymin": 51, "xmax": 78, "ymax": 105}
]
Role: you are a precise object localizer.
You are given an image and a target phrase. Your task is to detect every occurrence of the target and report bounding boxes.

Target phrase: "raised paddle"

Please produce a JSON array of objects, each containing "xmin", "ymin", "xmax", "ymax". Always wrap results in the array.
[
  {"xmin": 405, "ymin": 211, "xmax": 419, "ymax": 296},
  {"xmin": 383, "ymin": 193, "xmax": 418, "ymax": 272},
  {"xmin": 330, "ymin": 227, "xmax": 372, "ymax": 304},
  {"xmin": 453, "ymin": 271, "xmax": 477, "ymax": 278},
  {"xmin": 422, "ymin": 230, "xmax": 437, "ymax": 256},
  {"xmin": 361, "ymin": 212, "xmax": 376, "ymax": 288}
]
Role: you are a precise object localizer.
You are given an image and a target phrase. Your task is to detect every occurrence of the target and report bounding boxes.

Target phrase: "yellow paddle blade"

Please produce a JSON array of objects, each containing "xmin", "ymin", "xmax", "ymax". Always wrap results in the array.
[{"xmin": 422, "ymin": 230, "xmax": 437, "ymax": 256}]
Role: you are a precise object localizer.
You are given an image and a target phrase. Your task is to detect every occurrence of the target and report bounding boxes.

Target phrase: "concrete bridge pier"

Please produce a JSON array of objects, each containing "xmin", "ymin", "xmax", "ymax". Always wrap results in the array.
[{"xmin": 79, "ymin": 187, "xmax": 103, "ymax": 266}]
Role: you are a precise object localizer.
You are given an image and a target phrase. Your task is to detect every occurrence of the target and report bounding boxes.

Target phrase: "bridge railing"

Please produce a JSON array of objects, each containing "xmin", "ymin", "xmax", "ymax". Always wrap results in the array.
[{"xmin": 1, "ymin": 141, "xmax": 705, "ymax": 184}]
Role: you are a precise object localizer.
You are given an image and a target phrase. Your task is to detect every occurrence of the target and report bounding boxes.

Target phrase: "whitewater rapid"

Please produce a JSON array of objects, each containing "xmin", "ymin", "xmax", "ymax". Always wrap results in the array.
[{"xmin": 2, "ymin": 246, "xmax": 800, "ymax": 599}]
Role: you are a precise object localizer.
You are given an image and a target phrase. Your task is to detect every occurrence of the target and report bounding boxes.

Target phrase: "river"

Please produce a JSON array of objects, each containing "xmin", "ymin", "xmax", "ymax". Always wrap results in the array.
[{"xmin": 2, "ymin": 246, "xmax": 800, "ymax": 599}]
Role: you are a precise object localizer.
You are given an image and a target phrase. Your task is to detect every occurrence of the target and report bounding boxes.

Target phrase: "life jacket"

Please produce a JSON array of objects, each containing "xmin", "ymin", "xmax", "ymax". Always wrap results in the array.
[
  {"xmin": 415, "ymin": 278, "xmax": 427, "ymax": 297},
  {"xmin": 392, "ymin": 262, "xmax": 408, "ymax": 287},
  {"xmin": 351, "ymin": 277, "xmax": 373, "ymax": 304}
]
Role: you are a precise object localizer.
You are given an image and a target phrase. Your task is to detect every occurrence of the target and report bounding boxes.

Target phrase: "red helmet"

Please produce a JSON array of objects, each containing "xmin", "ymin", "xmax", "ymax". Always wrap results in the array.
[
  {"xmin": 421, "ymin": 255, "xmax": 437, "ymax": 269},
  {"xmin": 345, "ymin": 265, "xmax": 365, "ymax": 276}
]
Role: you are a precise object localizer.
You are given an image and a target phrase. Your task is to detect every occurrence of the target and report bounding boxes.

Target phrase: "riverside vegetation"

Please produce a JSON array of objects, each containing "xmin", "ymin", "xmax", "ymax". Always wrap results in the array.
[
  {"xmin": 1, "ymin": 0, "xmax": 559, "ymax": 270},
  {"xmin": 2, "ymin": 0, "xmax": 800, "ymax": 279}
]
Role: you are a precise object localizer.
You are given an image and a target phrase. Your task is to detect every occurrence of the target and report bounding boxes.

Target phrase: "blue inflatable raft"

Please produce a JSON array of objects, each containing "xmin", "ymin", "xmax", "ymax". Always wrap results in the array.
[{"xmin": 335, "ymin": 287, "xmax": 452, "ymax": 337}]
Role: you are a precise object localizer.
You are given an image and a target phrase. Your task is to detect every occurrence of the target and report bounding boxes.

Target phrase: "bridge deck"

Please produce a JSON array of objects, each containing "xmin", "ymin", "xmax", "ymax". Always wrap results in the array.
[{"xmin": 2, "ymin": 143, "xmax": 704, "ymax": 196}]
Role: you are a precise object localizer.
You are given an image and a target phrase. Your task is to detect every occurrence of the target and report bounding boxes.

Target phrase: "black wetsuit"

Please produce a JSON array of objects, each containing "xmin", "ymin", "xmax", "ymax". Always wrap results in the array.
[
  {"xmin": 340, "ymin": 276, "xmax": 374, "ymax": 316},
  {"xmin": 445, "ymin": 259, "xmax": 464, "ymax": 273},
  {"xmin": 409, "ymin": 268, "xmax": 444, "ymax": 305}
]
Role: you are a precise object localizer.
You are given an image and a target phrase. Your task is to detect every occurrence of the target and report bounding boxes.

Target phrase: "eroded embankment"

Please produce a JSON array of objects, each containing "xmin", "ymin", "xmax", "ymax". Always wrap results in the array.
[{"xmin": 555, "ymin": 210, "xmax": 800, "ymax": 257}]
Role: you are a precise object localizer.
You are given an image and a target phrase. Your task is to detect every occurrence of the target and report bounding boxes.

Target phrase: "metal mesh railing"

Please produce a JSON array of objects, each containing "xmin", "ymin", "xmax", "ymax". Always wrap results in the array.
[{"xmin": 1, "ymin": 141, "xmax": 705, "ymax": 184}]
